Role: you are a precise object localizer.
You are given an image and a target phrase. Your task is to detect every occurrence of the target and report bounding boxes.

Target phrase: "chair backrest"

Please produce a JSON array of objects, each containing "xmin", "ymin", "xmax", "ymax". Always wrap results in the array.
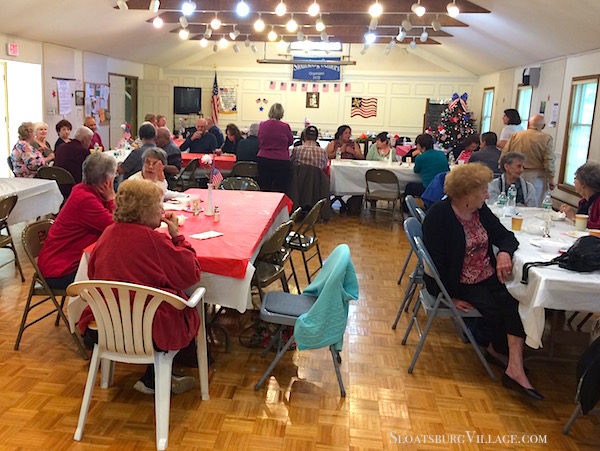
[
  {"xmin": 365, "ymin": 168, "xmax": 400, "ymax": 195},
  {"xmin": 405, "ymin": 195, "xmax": 422, "ymax": 223},
  {"xmin": 412, "ymin": 233, "xmax": 455, "ymax": 308},
  {"xmin": 231, "ymin": 161, "xmax": 258, "ymax": 178},
  {"xmin": 22, "ymin": 219, "xmax": 53, "ymax": 262},
  {"xmin": 219, "ymin": 176, "xmax": 260, "ymax": 191},
  {"xmin": 258, "ymin": 220, "xmax": 294, "ymax": 258},
  {"xmin": 67, "ymin": 280, "xmax": 187, "ymax": 358},
  {"xmin": 36, "ymin": 165, "xmax": 76, "ymax": 184},
  {"xmin": 0, "ymin": 194, "xmax": 18, "ymax": 225},
  {"xmin": 415, "ymin": 207, "xmax": 426, "ymax": 223},
  {"xmin": 289, "ymin": 207, "xmax": 303, "ymax": 224},
  {"xmin": 181, "ymin": 158, "xmax": 199, "ymax": 175},
  {"xmin": 294, "ymin": 198, "xmax": 326, "ymax": 238}
]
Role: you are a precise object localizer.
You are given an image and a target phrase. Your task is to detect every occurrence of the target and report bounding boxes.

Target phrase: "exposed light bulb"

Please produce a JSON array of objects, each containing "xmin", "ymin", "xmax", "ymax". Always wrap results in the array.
[
  {"xmin": 410, "ymin": 38, "xmax": 416, "ymax": 49},
  {"xmin": 308, "ymin": 1, "xmax": 320, "ymax": 17},
  {"xmin": 203, "ymin": 26, "xmax": 212, "ymax": 39},
  {"xmin": 116, "ymin": 0, "xmax": 128, "ymax": 10},
  {"xmin": 254, "ymin": 15, "xmax": 265, "ymax": 32},
  {"xmin": 199, "ymin": 37, "xmax": 208, "ymax": 47},
  {"xmin": 275, "ymin": 1, "xmax": 286, "ymax": 17},
  {"xmin": 149, "ymin": 0, "xmax": 160, "ymax": 13},
  {"xmin": 235, "ymin": 1, "xmax": 250, "ymax": 17},
  {"xmin": 178, "ymin": 16, "xmax": 188, "ymax": 28},
  {"xmin": 211, "ymin": 16, "xmax": 221, "ymax": 30},
  {"xmin": 233, "ymin": 43, "xmax": 241, "ymax": 53},
  {"xmin": 411, "ymin": 1, "xmax": 426, "ymax": 17},
  {"xmin": 152, "ymin": 16, "xmax": 163, "ymax": 28},
  {"xmin": 297, "ymin": 30, "xmax": 305, "ymax": 41},
  {"xmin": 219, "ymin": 36, "xmax": 228, "ymax": 48},
  {"xmin": 229, "ymin": 27, "xmax": 240, "ymax": 40},
  {"xmin": 320, "ymin": 31, "xmax": 328, "ymax": 42},
  {"xmin": 396, "ymin": 28, "xmax": 406, "ymax": 41},
  {"xmin": 364, "ymin": 32, "xmax": 376, "ymax": 45},
  {"xmin": 244, "ymin": 35, "xmax": 251, "ymax": 47},
  {"xmin": 181, "ymin": 1, "xmax": 196, "ymax": 16},
  {"xmin": 369, "ymin": 1, "xmax": 382, "ymax": 18},
  {"xmin": 268, "ymin": 28, "xmax": 278, "ymax": 41},
  {"xmin": 369, "ymin": 18, "xmax": 378, "ymax": 31},
  {"xmin": 432, "ymin": 17, "xmax": 441, "ymax": 32},
  {"xmin": 286, "ymin": 15, "xmax": 298, "ymax": 33},
  {"xmin": 401, "ymin": 16, "xmax": 413, "ymax": 32},
  {"xmin": 447, "ymin": 1, "xmax": 460, "ymax": 18},
  {"xmin": 315, "ymin": 17, "xmax": 325, "ymax": 32},
  {"xmin": 178, "ymin": 28, "xmax": 190, "ymax": 40}
]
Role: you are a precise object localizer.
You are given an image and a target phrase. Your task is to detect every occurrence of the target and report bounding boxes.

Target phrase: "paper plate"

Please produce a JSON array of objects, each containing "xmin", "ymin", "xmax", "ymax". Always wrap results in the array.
[
  {"xmin": 530, "ymin": 239, "xmax": 568, "ymax": 253},
  {"xmin": 566, "ymin": 230, "xmax": 588, "ymax": 238}
]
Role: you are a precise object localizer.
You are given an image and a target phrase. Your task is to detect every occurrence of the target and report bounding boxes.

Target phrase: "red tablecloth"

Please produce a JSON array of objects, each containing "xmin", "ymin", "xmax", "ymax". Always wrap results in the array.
[
  {"xmin": 173, "ymin": 138, "xmax": 184, "ymax": 147},
  {"xmin": 181, "ymin": 153, "xmax": 237, "ymax": 171},
  {"xmin": 83, "ymin": 190, "xmax": 288, "ymax": 280}
]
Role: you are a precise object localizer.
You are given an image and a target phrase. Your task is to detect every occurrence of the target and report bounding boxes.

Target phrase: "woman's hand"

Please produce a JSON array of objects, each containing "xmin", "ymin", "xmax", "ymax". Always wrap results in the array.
[
  {"xmin": 496, "ymin": 251, "xmax": 513, "ymax": 283},
  {"xmin": 162, "ymin": 211, "xmax": 179, "ymax": 238},
  {"xmin": 452, "ymin": 298, "xmax": 474, "ymax": 312},
  {"xmin": 96, "ymin": 178, "xmax": 115, "ymax": 202},
  {"xmin": 559, "ymin": 203, "xmax": 576, "ymax": 221},
  {"xmin": 45, "ymin": 152, "xmax": 55, "ymax": 163}
]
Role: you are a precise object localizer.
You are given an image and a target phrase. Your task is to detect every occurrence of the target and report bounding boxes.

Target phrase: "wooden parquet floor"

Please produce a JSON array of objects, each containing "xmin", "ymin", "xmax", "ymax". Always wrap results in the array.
[{"xmin": 1, "ymin": 210, "xmax": 599, "ymax": 450}]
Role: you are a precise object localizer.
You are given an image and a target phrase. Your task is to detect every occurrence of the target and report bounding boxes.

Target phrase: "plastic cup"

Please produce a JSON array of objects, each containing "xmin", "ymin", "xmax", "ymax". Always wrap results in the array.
[
  {"xmin": 576, "ymin": 214, "xmax": 589, "ymax": 231},
  {"xmin": 406, "ymin": 157, "xmax": 412, "ymax": 164},
  {"xmin": 458, "ymin": 159, "xmax": 465, "ymax": 165},
  {"xmin": 511, "ymin": 216, "xmax": 523, "ymax": 231}
]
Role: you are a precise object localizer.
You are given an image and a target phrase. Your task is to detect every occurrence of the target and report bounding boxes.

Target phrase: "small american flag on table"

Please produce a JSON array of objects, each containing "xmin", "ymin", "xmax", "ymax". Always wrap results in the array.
[{"xmin": 210, "ymin": 165, "xmax": 223, "ymax": 186}]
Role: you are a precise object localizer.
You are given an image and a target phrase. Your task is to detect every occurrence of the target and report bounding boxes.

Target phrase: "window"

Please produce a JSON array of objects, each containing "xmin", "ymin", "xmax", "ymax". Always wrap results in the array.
[
  {"xmin": 480, "ymin": 88, "xmax": 494, "ymax": 133},
  {"xmin": 561, "ymin": 77, "xmax": 598, "ymax": 186},
  {"xmin": 516, "ymin": 85, "xmax": 533, "ymax": 129}
]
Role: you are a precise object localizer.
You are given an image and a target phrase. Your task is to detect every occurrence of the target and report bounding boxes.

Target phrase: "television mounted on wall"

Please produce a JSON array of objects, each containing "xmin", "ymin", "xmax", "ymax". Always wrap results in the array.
[{"xmin": 174, "ymin": 86, "xmax": 201, "ymax": 114}]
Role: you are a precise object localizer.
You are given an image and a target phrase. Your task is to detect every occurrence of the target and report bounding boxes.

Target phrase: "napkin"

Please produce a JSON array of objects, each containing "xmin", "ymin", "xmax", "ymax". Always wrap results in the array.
[{"xmin": 190, "ymin": 231, "xmax": 223, "ymax": 240}]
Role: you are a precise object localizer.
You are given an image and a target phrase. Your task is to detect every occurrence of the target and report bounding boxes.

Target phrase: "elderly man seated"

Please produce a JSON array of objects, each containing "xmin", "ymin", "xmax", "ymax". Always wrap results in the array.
[
  {"xmin": 488, "ymin": 152, "xmax": 537, "ymax": 207},
  {"xmin": 37, "ymin": 153, "xmax": 117, "ymax": 289},
  {"xmin": 155, "ymin": 126, "xmax": 182, "ymax": 176},
  {"xmin": 54, "ymin": 126, "xmax": 93, "ymax": 183},
  {"xmin": 291, "ymin": 125, "xmax": 328, "ymax": 170},
  {"xmin": 129, "ymin": 147, "xmax": 185, "ymax": 201},
  {"xmin": 180, "ymin": 118, "xmax": 217, "ymax": 154}
]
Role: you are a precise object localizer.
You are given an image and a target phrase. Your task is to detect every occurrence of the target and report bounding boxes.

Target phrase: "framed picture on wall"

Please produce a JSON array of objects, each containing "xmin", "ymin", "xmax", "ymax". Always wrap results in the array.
[
  {"xmin": 306, "ymin": 92, "xmax": 319, "ymax": 108},
  {"xmin": 75, "ymin": 90, "xmax": 84, "ymax": 106}
]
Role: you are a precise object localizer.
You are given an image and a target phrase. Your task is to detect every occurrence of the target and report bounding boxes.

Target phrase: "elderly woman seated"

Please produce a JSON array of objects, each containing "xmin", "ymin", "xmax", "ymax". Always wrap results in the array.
[
  {"xmin": 78, "ymin": 179, "xmax": 201, "ymax": 394},
  {"xmin": 366, "ymin": 132, "xmax": 394, "ymax": 161},
  {"xmin": 129, "ymin": 147, "xmax": 185, "ymax": 200},
  {"xmin": 560, "ymin": 161, "xmax": 600, "ymax": 229},
  {"xmin": 10, "ymin": 121, "xmax": 54, "ymax": 177},
  {"xmin": 422, "ymin": 163, "xmax": 543, "ymax": 400},
  {"xmin": 38, "ymin": 152, "xmax": 117, "ymax": 289},
  {"xmin": 32, "ymin": 121, "xmax": 53, "ymax": 157},
  {"xmin": 488, "ymin": 152, "xmax": 537, "ymax": 207}
]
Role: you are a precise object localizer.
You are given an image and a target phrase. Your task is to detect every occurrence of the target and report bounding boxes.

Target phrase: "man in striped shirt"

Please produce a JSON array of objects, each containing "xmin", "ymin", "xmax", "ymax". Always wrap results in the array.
[{"xmin": 291, "ymin": 126, "xmax": 328, "ymax": 170}]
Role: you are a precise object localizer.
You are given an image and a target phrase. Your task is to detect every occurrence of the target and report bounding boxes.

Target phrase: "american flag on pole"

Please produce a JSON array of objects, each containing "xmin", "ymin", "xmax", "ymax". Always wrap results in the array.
[
  {"xmin": 351, "ymin": 97, "xmax": 378, "ymax": 118},
  {"xmin": 211, "ymin": 73, "xmax": 220, "ymax": 125},
  {"xmin": 210, "ymin": 163, "xmax": 223, "ymax": 186}
]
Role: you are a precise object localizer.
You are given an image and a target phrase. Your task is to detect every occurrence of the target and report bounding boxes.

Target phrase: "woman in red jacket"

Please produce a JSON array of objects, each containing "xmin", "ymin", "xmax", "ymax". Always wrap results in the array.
[{"xmin": 78, "ymin": 178, "xmax": 201, "ymax": 394}]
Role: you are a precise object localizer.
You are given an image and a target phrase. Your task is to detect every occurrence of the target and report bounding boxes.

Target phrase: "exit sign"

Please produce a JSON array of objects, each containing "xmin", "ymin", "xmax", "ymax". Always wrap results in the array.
[{"xmin": 7, "ymin": 42, "xmax": 19, "ymax": 57}]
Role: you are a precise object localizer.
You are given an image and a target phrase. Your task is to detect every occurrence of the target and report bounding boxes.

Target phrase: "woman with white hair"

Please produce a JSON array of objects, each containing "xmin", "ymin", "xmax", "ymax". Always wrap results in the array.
[
  {"xmin": 236, "ymin": 123, "xmax": 259, "ymax": 162},
  {"xmin": 32, "ymin": 121, "xmax": 53, "ymax": 157},
  {"xmin": 129, "ymin": 147, "xmax": 184, "ymax": 200},
  {"xmin": 257, "ymin": 103, "xmax": 294, "ymax": 192},
  {"xmin": 10, "ymin": 121, "xmax": 53, "ymax": 177},
  {"xmin": 54, "ymin": 126, "xmax": 94, "ymax": 183}
]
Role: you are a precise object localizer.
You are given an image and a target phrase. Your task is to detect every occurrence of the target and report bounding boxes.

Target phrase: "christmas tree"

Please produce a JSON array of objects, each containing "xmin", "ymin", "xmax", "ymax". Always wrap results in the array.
[{"xmin": 433, "ymin": 93, "xmax": 476, "ymax": 150}]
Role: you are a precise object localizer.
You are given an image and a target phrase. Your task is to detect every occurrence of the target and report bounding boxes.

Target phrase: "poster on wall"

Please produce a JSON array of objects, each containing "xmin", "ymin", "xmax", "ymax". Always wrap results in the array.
[
  {"xmin": 56, "ymin": 80, "xmax": 71, "ymax": 115},
  {"xmin": 219, "ymin": 86, "xmax": 237, "ymax": 114},
  {"xmin": 85, "ymin": 82, "xmax": 110, "ymax": 124}
]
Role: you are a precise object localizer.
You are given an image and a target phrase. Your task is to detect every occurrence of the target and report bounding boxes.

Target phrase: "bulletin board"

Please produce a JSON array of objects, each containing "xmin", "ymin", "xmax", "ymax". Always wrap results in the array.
[{"xmin": 85, "ymin": 82, "xmax": 110, "ymax": 124}]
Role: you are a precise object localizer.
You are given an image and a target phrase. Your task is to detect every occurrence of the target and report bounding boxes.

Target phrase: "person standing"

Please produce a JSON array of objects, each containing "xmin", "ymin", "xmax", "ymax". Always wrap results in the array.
[
  {"xmin": 501, "ymin": 114, "xmax": 554, "ymax": 206},
  {"xmin": 257, "ymin": 103, "xmax": 294, "ymax": 192},
  {"xmin": 497, "ymin": 109, "xmax": 523, "ymax": 149}
]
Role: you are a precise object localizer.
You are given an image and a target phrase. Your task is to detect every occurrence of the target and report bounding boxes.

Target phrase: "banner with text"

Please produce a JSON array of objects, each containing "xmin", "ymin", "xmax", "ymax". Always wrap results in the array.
[{"xmin": 292, "ymin": 57, "xmax": 341, "ymax": 81}]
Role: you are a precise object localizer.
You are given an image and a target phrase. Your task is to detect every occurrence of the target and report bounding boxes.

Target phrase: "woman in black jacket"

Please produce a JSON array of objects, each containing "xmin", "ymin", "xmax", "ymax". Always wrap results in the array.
[{"xmin": 422, "ymin": 163, "xmax": 543, "ymax": 400}]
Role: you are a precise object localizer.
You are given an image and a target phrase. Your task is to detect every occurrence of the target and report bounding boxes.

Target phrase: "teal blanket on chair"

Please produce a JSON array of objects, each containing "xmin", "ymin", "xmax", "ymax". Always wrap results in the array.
[{"xmin": 294, "ymin": 244, "xmax": 359, "ymax": 352}]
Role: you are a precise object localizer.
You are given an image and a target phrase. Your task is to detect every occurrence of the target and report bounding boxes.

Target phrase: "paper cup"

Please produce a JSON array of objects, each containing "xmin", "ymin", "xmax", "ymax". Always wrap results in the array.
[
  {"xmin": 511, "ymin": 216, "xmax": 523, "ymax": 231},
  {"xmin": 406, "ymin": 157, "xmax": 412, "ymax": 164},
  {"xmin": 575, "ymin": 214, "xmax": 589, "ymax": 231}
]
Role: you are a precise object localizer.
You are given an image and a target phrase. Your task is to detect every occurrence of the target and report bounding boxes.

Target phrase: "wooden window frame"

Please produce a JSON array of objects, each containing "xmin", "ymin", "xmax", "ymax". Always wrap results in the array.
[
  {"xmin": 480, "ymin": 87, "xmax": 494, "ymax": 134},
  {"xmin": 516, "ymin": 84, "xmax": 533, "ymax": 127},
  {"xmin": 558, "ymin": 74, "xmax": 599, "ymax": 193}
]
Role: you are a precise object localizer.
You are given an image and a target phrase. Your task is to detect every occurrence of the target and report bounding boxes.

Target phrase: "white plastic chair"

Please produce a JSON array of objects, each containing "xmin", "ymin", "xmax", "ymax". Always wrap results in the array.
[{"xmin": 67, "ymin": 281, "xmax": 209, "ymax": 450}]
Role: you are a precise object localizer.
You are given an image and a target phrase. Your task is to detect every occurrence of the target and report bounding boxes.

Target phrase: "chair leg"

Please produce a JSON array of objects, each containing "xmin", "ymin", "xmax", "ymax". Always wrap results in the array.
[
  {"xmin": 14, "ymin": 280, "xmax": 36, "ymax": 350},
  {"xmin": 397, "ymin": 249, "xmax": 413, "ymax": 285},
  {"xmin": 195, "ymin": 302, "xmax": 210, "ymax": 401},
  {"xmin": 49, "ymin": 293, "xmax": 88, "ymax": 359},
  {"xmin": 7, "ymin": 240, "xmax": 25, "ymax": 282},
  {"xmin": 563, "ymin": 403, "xmax": 582, "ymax": 435},
  {"xmin": 55, "ymin": 296, "xmax": 66, "ymax": 326},
  {"xmin": 301, "ymin": 249, "xmax": 311, "ymax": 284},
  {"xmin": 329, "ymin": 345, "xmax": 346, "ymax": 398},
  {"xmin": 401, "ymin": 296, "xmax": 422, "ymax": 345},
  {"xmin": 407, "ymin": 306, "xmax": 438, "ymax": 374},
  {"xmin": 288, "ymin": 256, "xmax": 300, "ymax": 293},
  {"xmin": 453, "ymin": 314, "xmax": 496, "ymax": 381},
  {"xmin": 154, "ymin": 351, "xmax": 176, "ymax": 451},
  {"xmin": 74, "ymin": 344, "xmax": 101, "ymax": 442},
  {"xmin": 255, "ymin": 334, "xmax": 295, "ymax": 390},
  {"xmin": 100, "ymin": 359, "xmax": 115, "ymax": 388},
  {"xmin": 392, "ymin": 276, "xmax": 418, "ymax": 330}
]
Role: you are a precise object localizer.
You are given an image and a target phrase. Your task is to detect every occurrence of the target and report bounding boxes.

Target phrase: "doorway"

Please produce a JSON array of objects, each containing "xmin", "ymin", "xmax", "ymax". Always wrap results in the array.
[{"xmin": 109, "ymin": 74, "xmax": 137, "ymax": 148}]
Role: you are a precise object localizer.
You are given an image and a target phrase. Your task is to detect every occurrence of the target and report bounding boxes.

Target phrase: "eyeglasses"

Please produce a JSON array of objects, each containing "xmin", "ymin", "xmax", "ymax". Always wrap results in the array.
[{"xmin": 144, "ymin": 159, "xmax": 162, "ymax": 168}]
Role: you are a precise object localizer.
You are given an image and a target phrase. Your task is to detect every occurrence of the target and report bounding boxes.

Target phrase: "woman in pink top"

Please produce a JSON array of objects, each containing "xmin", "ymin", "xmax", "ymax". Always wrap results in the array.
[{"xmin": 257, "ymin": 103, "xmax": 294, "ymax": 193}]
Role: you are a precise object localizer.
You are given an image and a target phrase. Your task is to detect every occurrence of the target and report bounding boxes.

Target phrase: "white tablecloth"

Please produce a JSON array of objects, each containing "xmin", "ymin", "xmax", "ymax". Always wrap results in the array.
[
  {"xmin": 0, "ymin": 178, "xmax": 63, "ymax": 225},
  {"xmin": 329, "ymin": 160, "xmax": 421, "ymax": 196},
  {"xmin": 67, "ymin": 207, "xmax": 289, "ymax": 333},
  {"xmin": 500, "ymin": 207, "xmax": 600, "ymax": 349}
]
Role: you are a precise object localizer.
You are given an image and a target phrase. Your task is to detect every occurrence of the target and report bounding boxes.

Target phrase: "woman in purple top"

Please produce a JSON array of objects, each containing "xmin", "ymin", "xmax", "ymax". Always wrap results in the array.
[{"xmin": 257, "ymin": 103, "xmax": 294, "ymax": 193}]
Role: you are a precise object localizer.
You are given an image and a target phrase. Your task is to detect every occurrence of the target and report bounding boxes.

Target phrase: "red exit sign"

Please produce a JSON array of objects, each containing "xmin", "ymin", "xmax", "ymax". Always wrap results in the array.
[{"xmin": 7, "ymin": 42, "xmax": 19, "ymax": 57}]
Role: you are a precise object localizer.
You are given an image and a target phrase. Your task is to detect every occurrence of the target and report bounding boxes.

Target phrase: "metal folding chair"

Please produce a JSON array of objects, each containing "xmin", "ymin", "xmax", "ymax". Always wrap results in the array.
[
  {"xmin": 230, "ymin": 161, "xmax": 258, "ymax": 179},
  {"xmin": 363, "ymin": 168, "xmax": 401, "ymax": 219},
  {"xmin": 218, "ymin": 176, "xmax": 260, "ymax": 191},
  {"xmin": 400, "ymin": 217, "xmax": 496, "ymax": 380},
  {"xmin": 287, "ymin": 199, "xmax": 326, "ymax": 284},
  {"xmin": 173, "ymin": 158, "xmax": 200, "ymax": 191},
  {"xmin": 0, "ymin": 194, "xmax": 25, "ymax": 282},
  {"xmin": 397, "ymin": 194, "xmax": 424, "ymax": 286}
]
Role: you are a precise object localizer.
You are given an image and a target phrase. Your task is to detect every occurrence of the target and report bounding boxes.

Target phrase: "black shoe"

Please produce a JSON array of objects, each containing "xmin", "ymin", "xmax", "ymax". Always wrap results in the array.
[
  {"xmin": 484, "ymin": 350, "xmax": 529, "ymax": 375},
  {"xmin": 501, "ymin": 373, "xmax": 544, "ymax": 401}
]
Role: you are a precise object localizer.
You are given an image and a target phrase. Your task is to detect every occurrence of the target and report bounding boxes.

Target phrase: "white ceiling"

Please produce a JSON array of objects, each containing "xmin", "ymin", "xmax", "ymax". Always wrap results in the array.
[{"xmin": 1, "ymin": 0, "xmax": 599, "ymax": 75}]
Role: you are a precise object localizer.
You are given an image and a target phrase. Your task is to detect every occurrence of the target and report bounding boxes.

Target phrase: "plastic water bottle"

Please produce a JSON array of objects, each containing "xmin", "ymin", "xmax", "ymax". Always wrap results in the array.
[
  {"xmin": 496, "ymin": 191, "xmax": 508, "ymax": 217},
  {"xmin": 542, "ymin": 191, "xmax": 553, "ymax": 236},
  {"xmin": 507, "ymin": 183, "xmax": 517, "ymax": 216},
  {"xmin": 335, "ymin": 148, "xmax": 342, "ymax": 160},
  {"xmin": 448, "ymin": 151, "xmax": 455, "ymax": 166},
  {"xmin": 94, "ymin": 143, "xmax": 99, "ymax": 153}
]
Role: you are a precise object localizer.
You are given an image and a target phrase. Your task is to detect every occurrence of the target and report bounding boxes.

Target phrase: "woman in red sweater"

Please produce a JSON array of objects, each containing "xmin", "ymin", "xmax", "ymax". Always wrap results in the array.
[
  {"xmin": 78, "ymin": 178, "xmax": 201, "ymax": 394},
  {"xmin": 38, "ymin": 152, "xmax": 117, "ymax": 289}
]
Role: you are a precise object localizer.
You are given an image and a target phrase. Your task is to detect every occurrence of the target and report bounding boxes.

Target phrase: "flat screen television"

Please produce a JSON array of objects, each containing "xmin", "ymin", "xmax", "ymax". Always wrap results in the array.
[{"xmin": 174, "ymin": 86, "xmax": 201, "ymax": 114}]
